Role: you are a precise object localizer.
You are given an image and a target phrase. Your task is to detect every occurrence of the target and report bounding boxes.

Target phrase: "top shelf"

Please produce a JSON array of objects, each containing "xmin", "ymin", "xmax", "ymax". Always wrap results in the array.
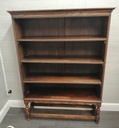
[{"xmin": 17, "ymin": 37, "xmax": 107, "ymax": 42}]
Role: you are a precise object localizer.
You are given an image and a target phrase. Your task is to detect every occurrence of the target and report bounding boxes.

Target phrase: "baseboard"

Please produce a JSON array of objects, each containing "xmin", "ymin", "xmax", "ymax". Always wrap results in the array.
[
  {"xmin": 101, "ymin": 103, "xmax": 119, "ymax": 111},
  {"xmin": 0, "ymin": 101, "xmax": 10, "ymax": 123},
  {"xmin": 9, "ymin": 100, "xmax": 25, "ymax": 108}
]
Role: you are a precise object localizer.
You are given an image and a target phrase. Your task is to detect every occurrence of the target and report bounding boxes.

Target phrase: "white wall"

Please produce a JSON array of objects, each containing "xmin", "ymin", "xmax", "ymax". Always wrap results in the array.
[
  {"xmin": 0, "ymin": 55, "xmax": 8, "ymax": 111},
  {"xmin": 0, "ymin": 0, "xmax": 119, "ymax": 103}
]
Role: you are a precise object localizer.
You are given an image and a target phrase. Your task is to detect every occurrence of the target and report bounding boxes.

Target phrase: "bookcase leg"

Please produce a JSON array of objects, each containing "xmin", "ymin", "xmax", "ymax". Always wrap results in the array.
[
  {"xmin": 25, "ymin": 102, "xmax": 30, "ymax": 120},
  {"xmin": 31, "ymin": 102, "xmax": 34, "ymax": 110},
  {"xmin": 95, "ymin": 104, "xmax": 101, "ymax": 124},
  {"xmin": 93, "ymin": 105, "xmax": 96, "ymax": 115}
]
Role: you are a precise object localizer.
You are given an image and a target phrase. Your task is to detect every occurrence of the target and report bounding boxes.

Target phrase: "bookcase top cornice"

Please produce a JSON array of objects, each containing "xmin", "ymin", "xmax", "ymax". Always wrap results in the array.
[{"xmin": 8, "ymin": 8, "xmax": 115, "ymax": 19}]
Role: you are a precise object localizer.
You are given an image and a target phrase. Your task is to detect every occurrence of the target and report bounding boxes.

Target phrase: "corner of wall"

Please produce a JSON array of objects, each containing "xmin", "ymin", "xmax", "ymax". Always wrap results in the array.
[{"xmin": 0, "ymin": 101, "xmax": 10, "ymax": 123}]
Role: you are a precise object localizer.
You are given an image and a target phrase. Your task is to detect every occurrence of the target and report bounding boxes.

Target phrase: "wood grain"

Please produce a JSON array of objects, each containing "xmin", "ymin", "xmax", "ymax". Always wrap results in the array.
[
  {"xmin": 25, "ymin": 88, "xmax": 100, "ymax": 103},
  {"xmin": 9, "ymin": 8, "xmax": 114, "ymax": 123},
  {"xmin": 18, "ymin": 37, "xmax": 107, "ymax": 42},
  {"xmin": 8, "ymin": 8, "xmax": 115, "ymax": 19},
  {"xmin": 31, "ymin": 113, "xmax": 95, "ymax": 120},
  {"xmin": 21, "ymin": 58, "xmax": 104, "ymax": 64},
  {"xmin": 23, "ymin": 76, "xmax": 101, "ymax": 84}
]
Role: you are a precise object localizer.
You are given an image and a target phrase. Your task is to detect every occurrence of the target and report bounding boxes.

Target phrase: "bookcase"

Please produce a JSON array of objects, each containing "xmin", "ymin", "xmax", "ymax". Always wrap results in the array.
[{"xmin": 8, "ymin": 8, "xmax": 114, "ymax": 124}]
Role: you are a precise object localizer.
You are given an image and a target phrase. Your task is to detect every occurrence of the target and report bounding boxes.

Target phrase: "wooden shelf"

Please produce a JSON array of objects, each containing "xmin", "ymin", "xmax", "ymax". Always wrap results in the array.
[
  {"xmin": 18, "ymin": 37, "xmax": 106, "ymax": 42},
  {"xmin": 21, "ymin": 58, "xmax": 104, "ymax": 64},
  {"xmin": 25, "ymin": 88, "xmax": 101, "ymax": 103},
  {"xmin": 23, "ymin": 76, "xmax": 101, "ymax": 84}
]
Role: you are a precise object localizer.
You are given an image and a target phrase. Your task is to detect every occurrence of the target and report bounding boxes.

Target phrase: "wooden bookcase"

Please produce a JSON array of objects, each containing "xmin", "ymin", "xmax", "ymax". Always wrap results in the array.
[{"xmin": 8, "ymin": 8, "xmax": 114, "ymax": 124}]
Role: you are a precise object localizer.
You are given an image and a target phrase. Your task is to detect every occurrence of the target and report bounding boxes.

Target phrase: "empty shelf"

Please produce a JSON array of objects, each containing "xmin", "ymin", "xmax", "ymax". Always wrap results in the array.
[
  {"xmin": 23, "ymin": 76, "xmax": 101, "ymax": 84},
  {"xmin": 18, "ymin": 37, "xmax": 106, "ymax": 42},
  {"xmin": 21, "ymin": 58, "xmax": 104, "ymax": 64},
  {"xmin": 25, "ymin": 88, "xmax": 101, "ymax": 103}
]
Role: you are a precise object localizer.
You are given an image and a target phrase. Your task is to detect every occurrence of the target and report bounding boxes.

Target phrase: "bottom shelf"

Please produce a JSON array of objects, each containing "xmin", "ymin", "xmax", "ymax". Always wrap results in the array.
[{"xmin": 25, "ymin": 88, "xmax": 101, "ymax": 103}]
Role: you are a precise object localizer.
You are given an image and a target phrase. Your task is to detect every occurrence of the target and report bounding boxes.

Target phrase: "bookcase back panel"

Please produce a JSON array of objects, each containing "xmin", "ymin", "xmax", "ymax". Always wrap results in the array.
[
  {"xmin": 65, "ymin": 17, "xmax": 108, "ymax": 37},
  {"xmin": 24, "ymin": 83, "xmax": 100, "ymax": 101},
  {"xmin": 25, "ymin": 83, "xmax": 99, "ymax": 89},
  {"xmin": 65, "ymin": 42, "xmax": 104, "ymax": 58},
  {"xmin": 21, "ymin": 41, "xmax": 104, "ymax": 59},
  {"xmin": 25, "ymin": 83, "xmax": 100, "ymax": 97},
  {"xmin": 23, "ymin": 42, "xmax": 61, "ymax": 58},
  {"xmin": 20, "ymin": 18, "xmax": 59, "ymax": 37},
  {"xmin": 17, "ymin": 17, "xmax": 108, "ymax": 38},
  {"xmin": 24, "ymin": 63, "xmax": 102, "ymax": 77}
]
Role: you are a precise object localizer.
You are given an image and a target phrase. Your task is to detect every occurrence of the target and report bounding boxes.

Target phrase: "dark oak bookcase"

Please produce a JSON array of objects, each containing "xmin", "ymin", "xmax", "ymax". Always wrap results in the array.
[{"xmin": 8, "ymin": 8, "xmax": 114, "ymax": 123}]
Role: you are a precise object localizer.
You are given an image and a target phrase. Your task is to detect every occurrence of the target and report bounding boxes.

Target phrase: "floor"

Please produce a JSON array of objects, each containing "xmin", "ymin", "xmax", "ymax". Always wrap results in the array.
[{"xmin": 0, "ymin": 108, "xmax": 119, "ymax": 128}]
